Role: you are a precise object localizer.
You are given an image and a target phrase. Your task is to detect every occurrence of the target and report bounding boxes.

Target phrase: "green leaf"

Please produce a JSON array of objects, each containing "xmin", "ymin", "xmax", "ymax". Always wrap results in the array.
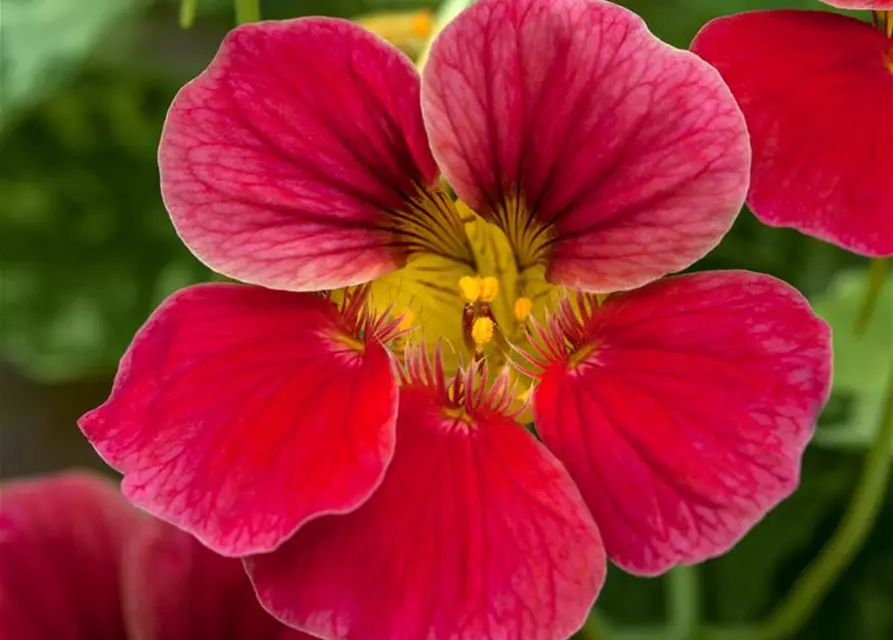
[
  {"xmin": 0, "ymin": 0, "xmax": 147, "ymax": 128},
  {"xmin": 812, "ymin": 269, "xmax": 893, "ymax": 451}
]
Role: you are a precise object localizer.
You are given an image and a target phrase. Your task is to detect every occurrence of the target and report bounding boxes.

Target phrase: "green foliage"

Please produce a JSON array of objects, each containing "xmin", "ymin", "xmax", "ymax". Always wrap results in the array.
[{"xmin": 813, "ymin": 269, "xmax": 893, "ymax": 452}]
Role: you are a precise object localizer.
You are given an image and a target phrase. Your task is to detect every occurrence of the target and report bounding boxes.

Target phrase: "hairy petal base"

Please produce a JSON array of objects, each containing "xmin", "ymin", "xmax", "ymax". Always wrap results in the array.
[
  {"xmin": 248, "ymin": 384, "xmax": 605, "ymax": 640},
  {"xmin": 422, "ymin": 0, "xmax": 750, "ymax": 291},
  {"xmin": 160, "ymin": 18, "xmax": 439, "ymax": 290},
  {"xmin": 79, "ymin": 284, "xmax": 398, "ymax": 556},
  {"xmin": 692, "ymin": 10, "xmax": 893, "ymax": 256},
  {"xmin": 533, "ymin": 272, "xmax": 832, "ymax": 575}
]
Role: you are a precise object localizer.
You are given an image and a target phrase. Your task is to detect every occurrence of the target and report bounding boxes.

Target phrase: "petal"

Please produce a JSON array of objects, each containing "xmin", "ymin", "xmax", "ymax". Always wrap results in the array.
[
  {"xmin": 247, "ymin": 377, "xmax": 605, "ymax": 640},
  {"xmin": 0, "ymin": 472, "xmax": 138, "ymax": 640},
  {"xmin": 79, "ymin": 283, "xmax": 398, "ymax": 556},
  {"xmin": 691, "ymin": 11, "xmax": 893, "ymax": 257},
  {"xmin": 422, "ymin": 0, "xmax": 750, "ymax": 292},
  {"xmin": 160, "ymin": 18, "xmax": 439, "ymax": 291},
  {"xmin": 821, "ymin": 1, "xmax": 893, "ymax": 8},
  {"xmin": 121, "ymin": 518, "xmax": 309, "ymax": 639},
  {"xmin": 532, "ymin": 271, "xmax": 832, "ymax": 575}
]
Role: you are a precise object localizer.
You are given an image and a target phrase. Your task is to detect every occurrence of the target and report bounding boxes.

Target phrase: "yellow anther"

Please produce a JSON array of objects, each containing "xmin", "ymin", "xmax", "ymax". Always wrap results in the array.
[
  {"xmin": 396, "ymin": 309, "xmax": 414, "ymax": 332},
  {"xmin": 471, "ymin": 317, "xmax": 495, "ymax": 348},
  {"xmin": 479, "ymin": 277, "xmax": 499, "ymax": 303},
  {"xmin": 514, "ymin": 297, "xmax": 533, "ymax": 322},
  {"xmin": 459, "ymin": 275, "xmax": 481, "ymax": 304},
  {"xmin": 411, "ymin": 9, "xmax": 434, "ymax": 38}
]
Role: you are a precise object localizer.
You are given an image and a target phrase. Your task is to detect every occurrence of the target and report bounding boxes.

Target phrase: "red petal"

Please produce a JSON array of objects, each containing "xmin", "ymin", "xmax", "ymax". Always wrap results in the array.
[
  {"xmin": 122, "ymin": 518, "xmax": 309, "ymax": 640},
  {"xmin": 79, "ymin": 284, "xmax": 398, "ymax": 556},
  {"xmin": 0, "ymin": 472, "xmax": 138, "ymax": 640},
  {"xmin": 692, "ymin": 11, "xmax": 893, "ymax": 257},
  {"xmin": 160, "ymin": 18, "xmax": 439, "ymax": 290},
  {"xmin": 422, "ymin": 0, "xmax": 750, "ymax": 292},
  {"xmin": 821, "ymin": 1, "xmax": 893, "ymax": 8},
  {"xmin": 247, "ymin": 383, "xmax": 605, "ymax": 640},
  {"xmin": 532, "ymin": 272, "xmax": 832, "ymax": 575}
]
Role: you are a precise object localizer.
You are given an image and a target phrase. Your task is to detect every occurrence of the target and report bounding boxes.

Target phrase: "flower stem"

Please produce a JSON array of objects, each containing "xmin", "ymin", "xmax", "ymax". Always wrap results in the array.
[
  {"xmin": 234, "ymin": 0, "xmax": 260, "ymax": 25},
  {"xmin": 667, "ymin": 564, "xmax": 701, "ymax": 640},
  {"xmin": 855, "ymin": 258, "xmax": 889, "ymax": 335},
  {"xmin": 759, "ymin": 360, "xmax": 893, "ymax": 640},
  {"xmin": 180, "ymin": 0, "xmax": 199, "ymax": 28},
  {"xmin": 415, "ymin": 0, "xmax": 474, "ymax": 70}
]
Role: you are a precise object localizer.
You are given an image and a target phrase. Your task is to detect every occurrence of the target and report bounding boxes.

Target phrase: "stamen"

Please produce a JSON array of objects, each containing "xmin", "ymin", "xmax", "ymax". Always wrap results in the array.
[
  {"xmin": 513, "ymin": 297, "xmax": 533, "ymax": 322},
  {"xmin": 396, "ymin": 308, "xmax": 414, "ymax": 332},
  {"xmin": 471, "ymin": 317, "xmax": 495, "ymax": 349},
  {"xmin": 458, "ymin": 276, "xmax": 482, "ymax": 304},
  {"xmin": 478, "ymin": 276, "xmax": 499, "ymax": 303}
]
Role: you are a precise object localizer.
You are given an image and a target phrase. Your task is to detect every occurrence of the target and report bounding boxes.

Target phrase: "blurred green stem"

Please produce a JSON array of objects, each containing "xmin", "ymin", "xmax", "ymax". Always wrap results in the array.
[
  {"xmin": 668, "ymin": 565, "xmax": 701, "ymax": 640},
  {"xmin": 235, "ymin": 0, "xmax": 260, "ymax": 25},
  {"xmin": 179, "ymin": 0, "xmax": 198, "ymax": 28},
  {"xmin": 416, "ymin": 0, "xmax": 474, "ymax": 70},
  {"xmin": 759, "ymin": 360, "xmax": 893, "ymax": 640},
  {"xmin": 855, "ymin": 258, "xmax": 889, "ymax": 335}
]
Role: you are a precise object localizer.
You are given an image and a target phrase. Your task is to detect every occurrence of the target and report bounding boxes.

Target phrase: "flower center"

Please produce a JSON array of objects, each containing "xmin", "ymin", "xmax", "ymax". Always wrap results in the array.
[{"xmin": 369, "ymin": 191, "xmax": 562, "ymax": 374}]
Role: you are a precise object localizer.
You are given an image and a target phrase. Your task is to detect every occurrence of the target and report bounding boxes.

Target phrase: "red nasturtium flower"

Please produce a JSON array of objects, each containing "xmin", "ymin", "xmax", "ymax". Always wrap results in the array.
[
  {"xmin": 692, "ymin": 1, "xmax": 893, "ymax": 256},
  {"xmin": 0, "ymin": 472, "xmax": 309, "ymax": 639},
  {"xmin": 79, "ymin": 0, "xmax": 832, "ymax": 638}
]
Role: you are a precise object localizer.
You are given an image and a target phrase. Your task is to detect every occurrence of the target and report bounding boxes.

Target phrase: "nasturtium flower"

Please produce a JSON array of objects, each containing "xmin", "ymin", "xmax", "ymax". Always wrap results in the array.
[
  {"xmin": 691, "ymin": 1, "xmax": 893, "ymax": 256},
  {"xmin": 0, "ymin": 471, "xmax": 309, "ymax": 640},
  {"xmin": 80, "ymin": 0, "xmax": 833, "ymax": 638}
]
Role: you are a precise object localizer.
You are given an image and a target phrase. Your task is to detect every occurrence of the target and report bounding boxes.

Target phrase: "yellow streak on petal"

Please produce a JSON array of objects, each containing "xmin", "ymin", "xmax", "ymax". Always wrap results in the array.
[{"xmin": 471, "ymin": 317, "xmax": 495, "ymax": 348}]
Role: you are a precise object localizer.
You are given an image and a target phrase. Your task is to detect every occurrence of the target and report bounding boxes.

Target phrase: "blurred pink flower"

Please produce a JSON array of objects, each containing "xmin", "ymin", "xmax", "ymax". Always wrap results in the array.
[{"xmin": 0, "ymin": 471, "xmax": 309, "ymax": 640}]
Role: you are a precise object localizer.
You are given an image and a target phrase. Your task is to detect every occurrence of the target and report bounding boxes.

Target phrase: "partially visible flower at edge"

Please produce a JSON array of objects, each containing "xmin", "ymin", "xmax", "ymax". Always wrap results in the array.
[
  {"xmin": 691, "ymin": 0, "xmax": 893, "ymax": 257},
  {"xmin": 0, "ymin": 471, "xmax": 310, "ymax": 640},
  {"xmin": 78, "ymin": 0, "xmax": 833, "ymax": 639}
]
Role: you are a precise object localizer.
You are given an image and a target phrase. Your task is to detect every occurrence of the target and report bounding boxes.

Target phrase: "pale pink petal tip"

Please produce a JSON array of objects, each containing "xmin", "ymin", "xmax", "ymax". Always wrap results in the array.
[
  {"xmin": 248, "ymin": 355, "xmax": 606, "ymax": 640},
  {"xmin": 533, "ymin": 271, "xmax": 832, "ymax": 575},
  {"xmin": 422, "ymin": 0, "xmax": 751, "ymax": 292},
  {"xmin": 79, "ymin": 283, "xmax": 399, "ymax": 557},
  {"xmin": 160, "ymin": 18, "xmax": 439, "ymax": 291}
]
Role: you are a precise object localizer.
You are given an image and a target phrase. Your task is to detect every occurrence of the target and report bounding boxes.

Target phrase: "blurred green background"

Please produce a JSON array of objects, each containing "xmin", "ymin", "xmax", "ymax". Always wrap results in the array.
[{"xmin": 1, "ymin": 0, "xmax": 891, "ymax": 638}]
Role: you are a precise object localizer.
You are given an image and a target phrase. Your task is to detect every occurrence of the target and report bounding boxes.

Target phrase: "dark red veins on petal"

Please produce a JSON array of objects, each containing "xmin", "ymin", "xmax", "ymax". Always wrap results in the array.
[
  {"xmin": 531, "ymin": 271, "xmax": 832, "ymax": 575},
  {"xmin": 247, "ymin": 348, "xmax": 606, "ymax": 640},
  {"xmin": 160, "ymin": 18, "xmax": 440, "ymax": 291},
  {"xmin": 422, "ymin": 0, "xmax": 750, "ymax": 292},
  {"xmin": 78, "ymin": 283, "xmax": 399, "ymax": 557},
  {"xmin": 692, "ymin": 10, "xmax": 893, "ymax": 257}
]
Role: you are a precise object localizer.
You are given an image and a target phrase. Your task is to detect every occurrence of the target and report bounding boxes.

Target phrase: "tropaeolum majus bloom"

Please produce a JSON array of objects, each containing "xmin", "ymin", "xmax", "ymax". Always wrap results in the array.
[
  {"xmin": 692, "ymin": 1, "xmax": 893, "ymax": 256},
  {"xmin": 79, "ymin": 0, "xmax": 833, "ymax": 638}
]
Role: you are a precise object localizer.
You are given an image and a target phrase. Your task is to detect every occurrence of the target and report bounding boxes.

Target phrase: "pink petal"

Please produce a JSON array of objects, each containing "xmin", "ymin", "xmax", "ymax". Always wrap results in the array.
[
  {"xmin": 160, "ymin": 18, "xmax": 439, "ymax": 291},
  {"xmin": 821, "ymin": 1, "xmax": 893, "ymax": 9},
  {"xmin": 121, "ymin": 518, "xmax": 309, "ymax": 639},
  {"xmin": 247, "ymin": 374, "xmax": 605, "ymax": 640},
  {"xmin": 691, "ymin": 11, "xmax": 893, "ymax": 257},
  {"xmin": 0, "ymin": 472, "xmax": 138, "ymax": 640},
  {"xmin": 532, "ymin": 271, "xmax": 832, "ymax": 575},
  {"xmin": 422, "ymin": 0, "xmax": 750, "ymax": 292},
  {"xmin": 79, "ymin": 283, "xmax": 398, "ymax": 556}
]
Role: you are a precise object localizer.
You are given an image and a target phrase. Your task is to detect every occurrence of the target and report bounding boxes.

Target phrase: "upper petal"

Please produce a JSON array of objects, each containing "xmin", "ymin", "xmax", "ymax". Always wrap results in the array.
[
  {"xmin": 247, "ymin": 366, "xmax": 605, "ymax": 640},
  {"xmin": 79, "ymin": 283, "xmax": 398, "ymax": 556},
  {"xmin": 691, "ymin": 10, "xmax": 893, "ymax": 257},
  {"xmin": 0, "ymin": 472, "xmax": 137, "ymax": 640},
  {"xmin": 532, "ymin": 271, "xmax": 831, "ymax": 575},
  {"xmin": 121, "ymin": 518, "xmax": 310, "ymax": 640},
  {"xmin": 160, "ymin": 18, "xmax": 439, "ymax": 291},
  {"xmin": 422, "ymin": 0, "xmax": 750, "ymax": 292}
]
